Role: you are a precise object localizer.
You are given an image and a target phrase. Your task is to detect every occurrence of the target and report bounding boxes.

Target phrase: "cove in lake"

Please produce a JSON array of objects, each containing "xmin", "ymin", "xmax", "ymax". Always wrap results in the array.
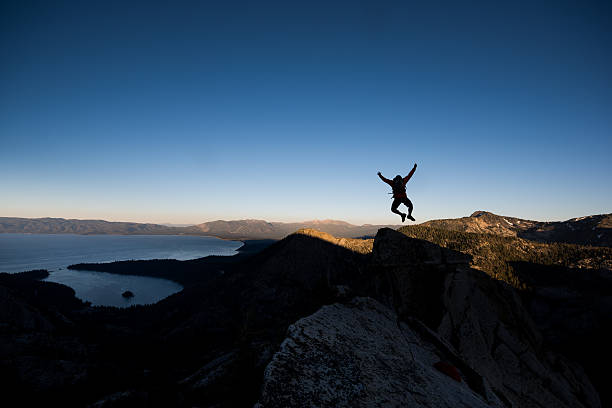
[{"xmin": 0, "ymin": 233, "xmax": 242, "ymax": 307}]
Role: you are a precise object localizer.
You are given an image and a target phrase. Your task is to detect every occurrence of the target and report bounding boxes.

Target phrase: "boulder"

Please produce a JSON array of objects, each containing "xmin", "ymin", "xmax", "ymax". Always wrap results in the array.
[{"xmin": 257, "ymin": 297, "xmax": 502, "ymax": 408}]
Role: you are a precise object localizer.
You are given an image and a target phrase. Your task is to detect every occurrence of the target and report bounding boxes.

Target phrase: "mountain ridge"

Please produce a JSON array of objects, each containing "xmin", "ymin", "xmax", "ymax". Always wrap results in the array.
[
  {"xmin": 0, "ymin": 216, "xmax": 398, "ymax": 240},
  {"xmin": 421, "ymin": 210, "xmax": 612, "ymax": 247},
  {"xmin": 2, "ymin": 210, "xmax": 610, "ymax": 244}
]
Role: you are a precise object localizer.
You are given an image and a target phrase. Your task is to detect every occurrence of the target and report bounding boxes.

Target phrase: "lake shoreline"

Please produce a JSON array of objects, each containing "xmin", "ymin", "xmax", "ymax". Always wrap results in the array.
[
  {"xmin": 65, "ymin": 239, "xmax": 276, "ymax": 286},
  {"xmin": 1, "ymin": 233, "xmax": 259, "ymax": 307}
]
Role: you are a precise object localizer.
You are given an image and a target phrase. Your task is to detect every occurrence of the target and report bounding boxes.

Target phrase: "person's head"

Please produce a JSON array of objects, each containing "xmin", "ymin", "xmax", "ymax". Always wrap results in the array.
[{"xmin": 394, "ymin": 175, "xmax": 402, "ymax": 182}]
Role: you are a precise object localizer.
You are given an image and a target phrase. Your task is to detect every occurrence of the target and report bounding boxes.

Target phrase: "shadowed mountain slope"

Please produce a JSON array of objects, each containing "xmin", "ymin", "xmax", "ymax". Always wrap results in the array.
[
  {"xmin": 396, "ymin": 225, "xmax": 612, "ymax": 406},
  {"xmin": 398, "ymin": 224, "xmax": 612, "ymax": 288},
  {"xmin": 1, "ymin": 228, "xmax": 606, "ymax": 407},
  {"xmin": 139, "ymin": 229, "xmax": 604, "ymax": 407}
]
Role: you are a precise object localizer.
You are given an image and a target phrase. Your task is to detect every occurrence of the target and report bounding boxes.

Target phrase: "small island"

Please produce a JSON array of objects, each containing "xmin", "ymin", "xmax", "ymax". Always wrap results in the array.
[{"xmin": 121, "ymin": 290, "xmax": 134, "ymax": 299}]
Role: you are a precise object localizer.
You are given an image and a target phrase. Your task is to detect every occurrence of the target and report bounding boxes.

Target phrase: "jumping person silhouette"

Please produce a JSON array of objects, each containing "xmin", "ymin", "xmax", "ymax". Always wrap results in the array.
[{"xmin": 378, "ymin": 163, "xmax": 417, "ymax": 222}]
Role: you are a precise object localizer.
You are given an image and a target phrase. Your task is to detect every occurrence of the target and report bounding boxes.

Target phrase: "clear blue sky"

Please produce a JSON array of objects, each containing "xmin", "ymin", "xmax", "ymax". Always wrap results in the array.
[{"xmin": 1, "ymin": 0, "xmax": 611, "ymax": 224}]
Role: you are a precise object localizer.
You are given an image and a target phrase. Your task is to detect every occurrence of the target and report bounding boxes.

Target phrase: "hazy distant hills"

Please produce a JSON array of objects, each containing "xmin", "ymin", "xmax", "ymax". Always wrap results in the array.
[
  {"xmin": 191, "ymin": 219, "xmax": 396, "ymax": 240},
  {"xmin": 0, "ymin": 217, "xmax": 181, "ymax": 235},
  {"xmin": 0, "ymin": 217, "xmax": 397, "ymax": 240},
  {"xmin": 3, "ymin": 212, "xmax": 610, "ymax": 244},
  {"xmin": 421, "ymin": 210, "xmax": 612, "ymax": 247}
]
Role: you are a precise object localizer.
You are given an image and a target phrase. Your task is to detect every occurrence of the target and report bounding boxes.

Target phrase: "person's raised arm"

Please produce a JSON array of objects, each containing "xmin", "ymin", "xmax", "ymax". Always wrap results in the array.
[
  {"xmin": 403, "ymin": 163, "xmax": 417, "ymax": 183},
  {"xmin": 377, "ymin": 171, "xmax": 393, "ymax": 186}
]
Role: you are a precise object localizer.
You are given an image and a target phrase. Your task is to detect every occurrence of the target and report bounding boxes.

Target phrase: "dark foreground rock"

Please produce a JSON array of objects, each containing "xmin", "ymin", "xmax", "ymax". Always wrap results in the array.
[
  {"xmin": 0, "ymin": 228, "xmax": 605, "ymax": 407},
  {"xmin": 257, "ymin": 297, "xmax": 503, "ymax": 408},
  {"xmin": 256, "ymin": 229, "xmax": 600, "ymax": 408},
  {"xmin": 512, "ymin": 261, "xmax": 612, "ymax": 405}
]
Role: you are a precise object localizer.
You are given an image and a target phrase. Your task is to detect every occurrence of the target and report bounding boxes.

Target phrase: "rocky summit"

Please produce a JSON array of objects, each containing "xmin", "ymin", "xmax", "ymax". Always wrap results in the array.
[
  {"xmin": 257, "ymin": 297, "xmax": 502, "ymax": 408},
  {"xmin": 256, "ymin": 228, "xmax": 600, "ymax": 408},
  {"xmin": 1, "ymin": 226, "xmax": 608, "ymax": 407}
]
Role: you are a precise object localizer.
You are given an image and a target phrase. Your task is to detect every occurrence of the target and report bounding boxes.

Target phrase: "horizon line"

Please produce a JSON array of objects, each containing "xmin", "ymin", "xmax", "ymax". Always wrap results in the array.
[{"xmin": 1, "ymin": 210, "xmax": 610, "ymax": 226}]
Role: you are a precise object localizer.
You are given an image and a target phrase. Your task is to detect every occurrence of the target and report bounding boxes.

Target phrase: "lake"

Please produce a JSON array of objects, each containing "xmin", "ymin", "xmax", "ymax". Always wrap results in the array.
[{"xmin": 0, "ymin": 233, "xmax": 242, "ymax": 307}]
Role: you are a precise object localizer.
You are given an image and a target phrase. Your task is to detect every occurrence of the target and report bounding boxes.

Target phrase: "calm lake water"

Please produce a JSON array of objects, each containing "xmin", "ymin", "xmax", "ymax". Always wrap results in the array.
[{"xmin": 0, "ymin": 233, "xmax": 242, "ymax": 307}]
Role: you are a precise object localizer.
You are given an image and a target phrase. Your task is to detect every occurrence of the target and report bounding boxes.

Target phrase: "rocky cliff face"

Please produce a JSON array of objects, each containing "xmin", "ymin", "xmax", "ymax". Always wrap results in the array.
[
  {"xmin": 257, "ymin": 228, "xmax": 600, "ymax": 408},
  {"xmin": 257, "ymin": 298, "xmax": 503, "ymax": 408},
  {"xmin": 511, "ymin": 261, "xmax": 612, "ymax": 404}
]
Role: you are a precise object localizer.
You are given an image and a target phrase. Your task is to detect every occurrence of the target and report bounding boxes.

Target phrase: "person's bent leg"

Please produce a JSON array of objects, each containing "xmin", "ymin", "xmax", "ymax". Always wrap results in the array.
[
  {"xmin": 403, "ymin": 198, "xmax": 415, "ymax": 221},
  {"xmin": 391, "ymin": 199, "xmax": 406, "ymax": 222}
]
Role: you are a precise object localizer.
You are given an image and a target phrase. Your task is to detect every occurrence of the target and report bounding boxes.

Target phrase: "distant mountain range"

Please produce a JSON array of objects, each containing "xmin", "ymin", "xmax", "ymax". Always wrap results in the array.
[
  {"xmin": 0, "ymin": 217, "xmax": 180, "ymax": 235},
  {"xmin": 0, "ymin": 217, "xmax": 398, "ymax": 240},
  {"xmin": 2, "ymin": 211, "xmax": 610, "ymax": 245},
  {"xmin": 421, "ymin": 211, "xmax": 612, "ymax": 247},
  {"xmin": 190, "ymin": 219, "xmax": 396, "ymax": 240}
]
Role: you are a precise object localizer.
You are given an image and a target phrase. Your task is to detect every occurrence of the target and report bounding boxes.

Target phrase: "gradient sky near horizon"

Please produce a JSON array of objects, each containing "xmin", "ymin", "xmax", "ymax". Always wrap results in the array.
[{"xmin": 1, "ymin": 0, "xmax": 611, "ymax": 225}]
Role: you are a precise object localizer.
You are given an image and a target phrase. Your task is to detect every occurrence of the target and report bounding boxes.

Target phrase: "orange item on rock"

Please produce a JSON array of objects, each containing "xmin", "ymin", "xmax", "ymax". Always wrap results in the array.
[{"xmin": 433, "ymin": 361, "xmax": 462, "ymax": 382}]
